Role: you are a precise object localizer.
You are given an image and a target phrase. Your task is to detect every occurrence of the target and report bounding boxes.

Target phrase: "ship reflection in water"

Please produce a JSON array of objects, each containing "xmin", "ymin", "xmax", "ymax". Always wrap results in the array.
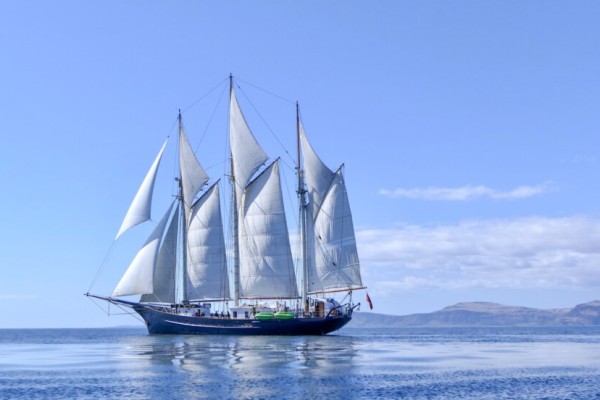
[{"xmin": 116, "ymin": 333, "xmax": 359, "ymax": 399}]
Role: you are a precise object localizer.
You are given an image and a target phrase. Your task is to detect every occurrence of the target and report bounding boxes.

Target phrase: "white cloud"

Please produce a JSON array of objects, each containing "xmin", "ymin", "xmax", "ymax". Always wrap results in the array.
[
  {"xmin": 357, "ymin": 216, "xmax": 600, "ymax": 293},
  {"xmin": 379, "ymin": 182, "xmax": 555, "ymax": 201}
]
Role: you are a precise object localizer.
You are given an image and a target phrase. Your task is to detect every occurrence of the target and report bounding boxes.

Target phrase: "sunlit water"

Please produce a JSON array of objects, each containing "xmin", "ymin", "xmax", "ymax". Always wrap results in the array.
[{"xmin": 1, "ymin": 327, "xmax": 599, "ymax": 399}]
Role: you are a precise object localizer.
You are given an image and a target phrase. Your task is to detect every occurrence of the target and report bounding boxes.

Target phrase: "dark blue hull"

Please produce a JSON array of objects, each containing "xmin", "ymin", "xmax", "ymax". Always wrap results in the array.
[{"xmin": 135, "ymin": 306, "xmax": 351, "ymax": 335}]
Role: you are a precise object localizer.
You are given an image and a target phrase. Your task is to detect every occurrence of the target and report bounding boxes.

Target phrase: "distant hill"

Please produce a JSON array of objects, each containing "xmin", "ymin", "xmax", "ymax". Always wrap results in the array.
[{"xmin": 349, "ymin": 301, "xmax": 600, "ymax": 327}]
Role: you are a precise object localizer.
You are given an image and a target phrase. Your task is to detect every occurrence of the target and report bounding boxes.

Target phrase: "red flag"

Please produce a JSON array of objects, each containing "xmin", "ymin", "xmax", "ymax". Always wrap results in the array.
[{"xmin": 366, "ymin": 292, "xmax": 373, "ymax": 310}]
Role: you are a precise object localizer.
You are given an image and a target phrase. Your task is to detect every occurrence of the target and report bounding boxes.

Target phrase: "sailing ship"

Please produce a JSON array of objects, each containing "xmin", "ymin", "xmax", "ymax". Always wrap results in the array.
[{"xmin": 86, "ymin": 76, "xmax": 365, "ymax": 335}]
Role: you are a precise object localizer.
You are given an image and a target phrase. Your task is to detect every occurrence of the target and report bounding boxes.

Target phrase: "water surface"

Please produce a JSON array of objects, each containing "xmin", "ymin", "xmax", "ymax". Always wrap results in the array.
[{"xmin": 1, "ymin": 327, "xmax": 599, "ymax": 399}]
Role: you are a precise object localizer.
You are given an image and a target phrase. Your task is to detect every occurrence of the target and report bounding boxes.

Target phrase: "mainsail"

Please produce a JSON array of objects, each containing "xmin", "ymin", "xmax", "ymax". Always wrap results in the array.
[
  {"xmin": 300, "ymin": 122, "xmax": 363, "ymax": 294},
  {"xmin": 239, "ymin": 160, "xmax": 299, "ymax": 299}
]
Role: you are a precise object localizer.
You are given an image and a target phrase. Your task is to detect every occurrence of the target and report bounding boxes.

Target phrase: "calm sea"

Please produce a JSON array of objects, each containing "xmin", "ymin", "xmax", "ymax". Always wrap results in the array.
[{"xmin": 1, "ymin": 326, "xmax": 599, "ymax": 399}]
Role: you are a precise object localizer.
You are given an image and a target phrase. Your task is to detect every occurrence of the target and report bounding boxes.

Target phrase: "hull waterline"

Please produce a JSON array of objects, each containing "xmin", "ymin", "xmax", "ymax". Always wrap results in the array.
[{"xmin": 135, "ymin": 306, "xmax": 351, "ymax": 335}]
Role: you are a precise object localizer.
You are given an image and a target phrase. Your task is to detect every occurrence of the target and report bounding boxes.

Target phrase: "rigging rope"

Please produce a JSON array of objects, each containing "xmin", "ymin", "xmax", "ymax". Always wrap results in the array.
[
  {"xmin": 87, "ymin": 240, "xmax": 116, "ymax": 293},
  {"xmin": 234, "ymin": 76, "xmax": 296, "ymax": 105},
  {"xmin": 194, "ymin": 82, "xmax": 228, "ymax": 151},
  {"xmin": 180, "ymin": 77, "xmax": 229, "ymax": 114},
  {"xmin": 86, "ymin": 295, "xmax": 145, "ymax": 324},
  {"xmin": 233, "ymin": 79, "xmax": 297, "ymax": 167}
]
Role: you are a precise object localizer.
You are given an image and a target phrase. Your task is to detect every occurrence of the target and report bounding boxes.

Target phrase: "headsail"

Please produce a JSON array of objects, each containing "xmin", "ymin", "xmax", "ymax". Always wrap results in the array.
[
  {"xmin": 238, "ymin": 160, "xmax": 299, "ymax": 299},
  {"xmin": 300, "ymin": 123, "xmax": 363, "ymax": 294},
  {"xmin": 115, "ymin": 139, "xmax": 168, "ymax": 239},
  {"xmin": 113, "ymin": 201, "xmax": 177, "ymax": 297},
  {"xmin": 186, "ymin": 182, "xmax": 230, "ymax": 301},
  {"xmin": 140, "ymin": 203, "xmax": 179, "ymax": 303}
]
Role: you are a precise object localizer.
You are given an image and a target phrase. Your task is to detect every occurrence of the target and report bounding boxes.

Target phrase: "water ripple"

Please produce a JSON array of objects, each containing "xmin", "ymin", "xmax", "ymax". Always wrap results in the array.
[{"xmin": 1, "ymin": 327, "xmax": 600, "ymax": 399}]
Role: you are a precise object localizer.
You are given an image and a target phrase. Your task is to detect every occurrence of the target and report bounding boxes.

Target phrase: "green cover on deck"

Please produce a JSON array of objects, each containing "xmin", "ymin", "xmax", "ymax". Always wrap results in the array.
[
  {"xmin": 274, "ymin": 312, "xmax": 295, "ymax": 320},
  {"xmin": 255, "ymin": 312, "xmax": 275, "ymax": 320}
]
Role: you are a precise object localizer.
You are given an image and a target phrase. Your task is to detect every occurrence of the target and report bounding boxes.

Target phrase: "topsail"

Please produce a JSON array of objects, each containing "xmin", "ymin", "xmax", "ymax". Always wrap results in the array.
[{"xmin": 179, "ymin": 119, "xmax": 209, "ymax": 208}]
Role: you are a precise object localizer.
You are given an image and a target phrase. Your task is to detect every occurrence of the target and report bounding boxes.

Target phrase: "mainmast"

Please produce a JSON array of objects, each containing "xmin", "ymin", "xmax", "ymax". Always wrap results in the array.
[
  {"xmin": 297, "ymin": 102, "xmax": 309, "ymax": 311},
  {"xmin": 177, "ymin": 111, "xmax": 188, "ymax": 303},
  {"xmin": 229, "ymin": 75, "xmax": 241, "ymax": 307}
]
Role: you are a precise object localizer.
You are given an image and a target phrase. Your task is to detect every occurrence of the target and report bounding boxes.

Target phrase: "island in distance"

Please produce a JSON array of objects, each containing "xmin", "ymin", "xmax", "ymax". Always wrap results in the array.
[{"xmin": 349, "ymin": 301, "xmax": 600, "ymax": 327}]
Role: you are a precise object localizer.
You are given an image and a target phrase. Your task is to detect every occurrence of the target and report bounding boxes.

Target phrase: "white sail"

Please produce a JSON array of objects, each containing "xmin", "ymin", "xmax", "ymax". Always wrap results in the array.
[
  {"xmin": 116, "ymin": 139, "xmax": 168, "ymax": 239},
  {"xmin": 113, "ymin": 202, "xmax": 176, "ymax": 297},
  {"xmin": 300, "ymin": 126, "xmax": 363, "ymax": 294},
  {"xmin": 179, "ymin": 121, "xmax": 209, "ymax": 207},
  {"xmin": 186, "ymin": 182, "xmax": 230, "ymax": 301},
  {"xmin": 140, "ymin": 203, "xmax": 178, "ymax": 303},
  {"xmin": 239, "ymin": 160, "xmax": 299, "ymax": 299},
  {"xmin": 229, "ymin": 88, "xmax": 268, "ymax": 200},
  {"xmin": 299, "ymin": 123, "xmax": 336, "ymax": 214},
  {"xmin": 310, "ymin": 169, "xmax": 363, "ymax": 292}
]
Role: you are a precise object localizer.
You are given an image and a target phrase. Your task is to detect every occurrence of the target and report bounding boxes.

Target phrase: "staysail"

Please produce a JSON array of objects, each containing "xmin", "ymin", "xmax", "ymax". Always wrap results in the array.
[
  {"xmin": 113, "ymin": 201, "xmax": 177, "ymax": 297},
  {"xmin": 115, "ymin": 139, "xmax": 168, "ymax": 239},
  {"xmin": 140, "ymin": 203, "xmax": 178, "ymax": 303},
  {"xmin": 300, "ymin": 123, "xmax": 363, "ymax": 294}
]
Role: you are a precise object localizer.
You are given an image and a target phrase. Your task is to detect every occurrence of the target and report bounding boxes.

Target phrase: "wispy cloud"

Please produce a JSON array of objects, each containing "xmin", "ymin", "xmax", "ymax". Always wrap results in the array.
[
  {"xmin": 357, "ymin": 216, "xmax": 600, "ymax": 293},
  {"xmin": 379, "ymin": 182, "xmax": 555, "ymax": 201}
]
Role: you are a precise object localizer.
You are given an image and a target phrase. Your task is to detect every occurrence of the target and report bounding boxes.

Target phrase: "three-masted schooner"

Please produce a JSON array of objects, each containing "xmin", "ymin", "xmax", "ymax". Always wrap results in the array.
[{"xmin": 86, "ymin": 77, "xmax": 365, "ymax": 335}]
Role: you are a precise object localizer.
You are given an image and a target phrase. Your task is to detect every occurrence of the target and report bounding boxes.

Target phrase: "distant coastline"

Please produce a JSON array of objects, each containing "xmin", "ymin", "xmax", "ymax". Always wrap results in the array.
[
  {"xmin": 5, "ymin": 302, "xmax": 599, "ymax": 330},
  {"xmin": 349, "ymin": 300, "xmax": 600, "ymax": 327}
]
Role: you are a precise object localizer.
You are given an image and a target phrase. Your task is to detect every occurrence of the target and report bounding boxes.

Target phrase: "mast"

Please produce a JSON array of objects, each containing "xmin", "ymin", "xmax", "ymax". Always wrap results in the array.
[
  {"xmin": 229, "ymin": 74, "xmax": 241, "ymax": 307},
  {"xmin": 297, "ymin": 102, "xmax": 309, "ymax": 311},
  {"xmin": 178, "ymin": 111, "xmax": 188, "ymax": 303}
]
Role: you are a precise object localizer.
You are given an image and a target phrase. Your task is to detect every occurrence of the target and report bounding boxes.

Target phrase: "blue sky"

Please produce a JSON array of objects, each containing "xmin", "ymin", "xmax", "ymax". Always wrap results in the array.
[{"xmin": 1, "ymin": 1, "xmax": 599, "ymax": 328}]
